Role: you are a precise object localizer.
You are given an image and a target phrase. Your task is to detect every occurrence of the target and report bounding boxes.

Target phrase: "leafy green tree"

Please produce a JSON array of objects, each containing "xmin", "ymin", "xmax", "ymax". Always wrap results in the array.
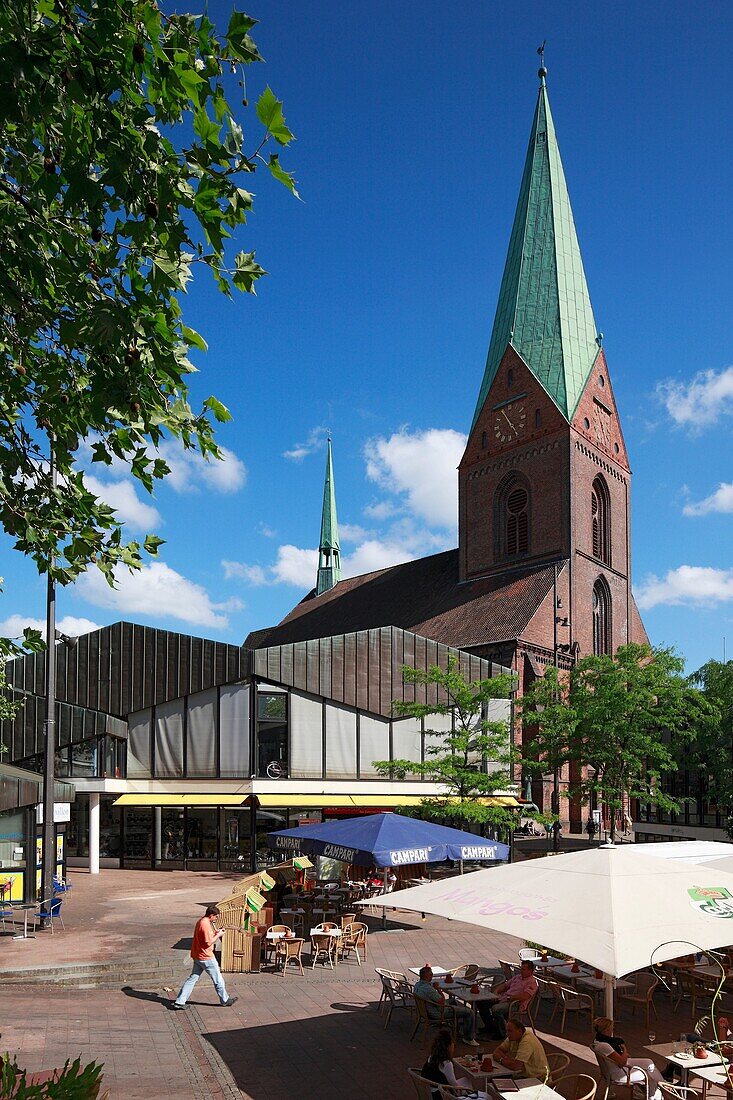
[
  {"xmin": 522, "ymin": 644, "xmax": 711, "ymax": 841},
  {"xmin": 688, "ymin": 659, "xmax": 733, "ymax": 821},
  {"xmin": 0, "ymin": 2, "xmax": 297, "ymax": 610},
  {"xmin": 373, "ymin": 655, "xmax": 518, "ymax": 830}
]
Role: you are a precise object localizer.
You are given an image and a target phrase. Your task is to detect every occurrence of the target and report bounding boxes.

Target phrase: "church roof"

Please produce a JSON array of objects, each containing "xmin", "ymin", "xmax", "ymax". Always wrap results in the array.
[
  {"xmin": 319, "ymin": 437, "xmax": 340, "ymax": 553},
  {"xmin": 245, "ymin": 550, "xmax": 560, "ymax": 651},
  {"xmin": 471, "ymin": 76, "xmax": 600, "ymax": 431}
]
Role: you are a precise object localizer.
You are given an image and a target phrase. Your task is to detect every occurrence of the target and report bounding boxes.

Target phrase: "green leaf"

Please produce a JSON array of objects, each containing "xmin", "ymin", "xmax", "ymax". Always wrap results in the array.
[
  {"xmin": 144, "ymin": 534, "xmax": 165, "ymax": 555},
  {"xmin": 181, "ymin": 324, "xmax": 208, "ymax": 352},
  {"xmin": 256, "ymin": 86, "xmax": 294, "ymax": 146},
  {"xmin": 225, "ymin": 11, "xmax": 263, "ymax": 63},
  {"xmin": 193, "ymin": 107, "xmax": 220, "ymax": 147},
  {"xmin": 204, "ymin": 395, "xmax": 232, "ymax": 423},
  {"xmin": 267, "ymin": 154, "xmax": 300, "ymax": 199},
  {"xmin": 232, "ymin": 250, "xmax": 267, "ymax": 293}
]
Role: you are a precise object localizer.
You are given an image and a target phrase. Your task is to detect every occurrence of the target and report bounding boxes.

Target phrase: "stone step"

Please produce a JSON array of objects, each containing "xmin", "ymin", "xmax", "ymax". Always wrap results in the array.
[{"xmin": 0, "ymin": 955, "xmax": 188, "ymax": 987}]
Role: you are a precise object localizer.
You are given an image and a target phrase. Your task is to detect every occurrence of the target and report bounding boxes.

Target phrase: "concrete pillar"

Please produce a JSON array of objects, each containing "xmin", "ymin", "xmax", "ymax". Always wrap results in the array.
[
  {"xmin": 89, "ymin": 792, "xmax": 100, "ymax": 875},
  {"xmin": 154, "ymin": 807, "xmax": 162, "ymax": 863}
]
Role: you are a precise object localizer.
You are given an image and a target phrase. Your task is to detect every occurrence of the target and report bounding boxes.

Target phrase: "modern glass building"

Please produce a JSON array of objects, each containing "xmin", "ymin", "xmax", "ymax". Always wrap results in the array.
[{"xmin": 0, "ymin": 621, "xmax": 514, "ymax": 874}]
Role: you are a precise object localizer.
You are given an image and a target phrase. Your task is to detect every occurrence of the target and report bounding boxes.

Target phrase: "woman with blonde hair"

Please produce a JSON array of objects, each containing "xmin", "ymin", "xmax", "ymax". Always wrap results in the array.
[{"xmin": 593, "ymin": 1017, "xmax": 664, "ymax": 1100}]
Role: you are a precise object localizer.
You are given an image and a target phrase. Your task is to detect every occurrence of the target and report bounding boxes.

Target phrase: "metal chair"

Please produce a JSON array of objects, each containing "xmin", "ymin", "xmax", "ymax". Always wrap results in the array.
[
  {"xmin": 36, "ymin": 896, "xmax": 64, "ymax": 933},
  {"xmin": 0, "ymin": 899, "xmax": 14, "ymax": 932},
  {"xmin": 555, "ymin": 1074, "xmax": 598, "ymax": 1100},
  {"xmin": 519, "ymin": 947, "xmax": 542, "ymax": 962}
]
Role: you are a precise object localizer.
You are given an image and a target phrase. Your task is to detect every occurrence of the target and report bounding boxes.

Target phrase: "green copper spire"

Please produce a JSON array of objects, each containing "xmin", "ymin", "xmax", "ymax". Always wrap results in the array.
[
  {"xmin": 316, "ymin": 436, "xmax": 342, "ymax": 595},
  {"xmin": 471, "ymin": 71, "xmax": 600, "ymax": 430}
]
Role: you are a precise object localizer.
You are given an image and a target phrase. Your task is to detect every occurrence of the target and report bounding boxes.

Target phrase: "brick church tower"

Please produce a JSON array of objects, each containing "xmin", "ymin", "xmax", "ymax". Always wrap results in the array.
[{"xmin": 459, "ymin": 67, "xmax": 646, "ymax": 671}]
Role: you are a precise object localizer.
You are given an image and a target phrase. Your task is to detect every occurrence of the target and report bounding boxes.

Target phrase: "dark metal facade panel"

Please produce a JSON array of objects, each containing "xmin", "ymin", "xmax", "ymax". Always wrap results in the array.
[{"xmin": 250, "ymin": 627, "xmax": 502, "ymax": 718}]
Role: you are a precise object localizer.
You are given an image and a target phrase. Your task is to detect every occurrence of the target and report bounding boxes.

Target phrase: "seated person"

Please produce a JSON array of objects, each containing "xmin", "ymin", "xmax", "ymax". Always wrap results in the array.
[
  {"xmin": 593, "ymin": 1017, "xmax": 664, "ymax": 1100},
  {"xmin": 421, "ymin": 1028, "xmax": 472, "ymax": 1097},
  {"xmin": 494, "ymin": 1017, "xmax": 550, "ymax": 1079},
  {"xmin": 479, "ymin": 960, "xmax": 538, "ymax": 1038},
  {"xmin": 414, "ymin": 966, "xmax": 479, "ymax": 1047}
]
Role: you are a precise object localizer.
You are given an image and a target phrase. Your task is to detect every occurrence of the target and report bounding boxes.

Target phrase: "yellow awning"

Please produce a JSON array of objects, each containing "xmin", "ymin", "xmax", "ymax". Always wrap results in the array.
[
  {"xmin": 256, "ymin": 794, "xmax": 520, "ymax": 808},
  {"xmin": 113, "ymin": 794, "xmax": 248, "ymax": 807}
]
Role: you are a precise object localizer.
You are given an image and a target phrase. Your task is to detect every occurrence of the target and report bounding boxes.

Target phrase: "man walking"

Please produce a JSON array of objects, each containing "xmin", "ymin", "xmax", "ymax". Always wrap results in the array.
[{"xmin": 173, "ymin": 904, "xmax": 238, "ymax": 1010}]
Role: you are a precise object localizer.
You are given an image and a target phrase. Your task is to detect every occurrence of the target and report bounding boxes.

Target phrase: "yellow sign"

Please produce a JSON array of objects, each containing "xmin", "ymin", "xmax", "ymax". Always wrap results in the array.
[{"xmin": 0, "ymin": 874, "xmax": 23, "ymax": 902}]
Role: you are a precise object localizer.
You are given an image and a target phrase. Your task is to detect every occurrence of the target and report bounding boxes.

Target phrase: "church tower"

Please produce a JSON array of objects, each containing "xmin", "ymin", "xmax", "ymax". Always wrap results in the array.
[
  {"xmin": 459, "ymin": 65, "xmax": 637, "ymax": 658},
  {"xmin": 316, "ymin": 436, "xmax": 342, "ymax": 596}
]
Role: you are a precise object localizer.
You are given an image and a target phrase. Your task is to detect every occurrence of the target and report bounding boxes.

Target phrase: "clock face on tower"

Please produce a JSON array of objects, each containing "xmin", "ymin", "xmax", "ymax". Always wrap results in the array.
[{"xmin": 492, "ymin": 401, "xmax": 527, "ymax": 444}]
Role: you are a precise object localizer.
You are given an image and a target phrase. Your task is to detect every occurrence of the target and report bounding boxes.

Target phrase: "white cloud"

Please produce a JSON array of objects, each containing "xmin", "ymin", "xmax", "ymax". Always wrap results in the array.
[
  {"xmin": 272, "ymin": 545, "xmax": 319, "ymax": 587},
  {"xmin": 77, "ymin": 562, "xmax": 242, "ymax": 629},
  {"xmin": 259, "ymin": 523, "xmax": 278, "ymax": 538},
  {"xmin": 84, "ymin": 474, "xmax": 161, "ymax": 532},
  {"xmin": 636, "ymin": 565, "xmax": 733, "ymax": 610},
  {"xmin": 683, "ymin": 483, "xmax": 733, "ymax": 517},
  {"xmin": 283, "ymin": 426, "xmax": 328, "ymax": 462},
  {"xmin": 339, "ymin": 522, "xmax": 369, "ymax": 543},
  {"xmin": 363, "ymin": 500, "xmax": 399, "ymax": 521},
  {"xmin": 658, "ymin": 365, "xmax": 733, "ymax": 430},
  {"xmin": 0, "ymin": 614, "xmax": 101, "ymax": 640},
  {"xmin": 156, "ymin": 441, "xmax": 246, "ymax": 494},
  {"xmin": 222, "ymin": 560, "xmax": 269, "ymax": 586},
  {"xmin": 364, "ymin": 427, "xmax": 466, "ymax": 529}
]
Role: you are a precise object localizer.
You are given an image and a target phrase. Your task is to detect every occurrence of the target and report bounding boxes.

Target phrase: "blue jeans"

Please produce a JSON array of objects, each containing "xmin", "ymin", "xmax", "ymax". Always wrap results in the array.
[
  {"xmin": 175, "ymin": 957, "xmax": 229, "ymax": 1006},
  {"xmin": 445, "ymin": 1004, "xmax": 475, "ymax": 1041}
]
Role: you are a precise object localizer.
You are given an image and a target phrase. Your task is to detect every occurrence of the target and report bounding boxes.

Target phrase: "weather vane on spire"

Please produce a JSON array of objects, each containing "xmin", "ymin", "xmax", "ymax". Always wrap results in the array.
[{"xmin": 537, "ymin": 40, "xmax": 547, "ymax": 83}]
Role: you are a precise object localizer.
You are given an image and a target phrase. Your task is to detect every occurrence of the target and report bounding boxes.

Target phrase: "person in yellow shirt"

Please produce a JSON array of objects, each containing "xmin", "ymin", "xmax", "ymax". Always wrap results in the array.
[{"xmin": 493, "ymin": 1018, "xmax": 549, "ymax": 1080}]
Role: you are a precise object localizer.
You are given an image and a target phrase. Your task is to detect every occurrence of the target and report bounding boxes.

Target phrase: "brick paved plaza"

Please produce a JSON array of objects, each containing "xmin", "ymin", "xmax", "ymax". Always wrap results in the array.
[{"xmin": 0, "ymin": 869, "xmax": 712, "ymax": 1099}]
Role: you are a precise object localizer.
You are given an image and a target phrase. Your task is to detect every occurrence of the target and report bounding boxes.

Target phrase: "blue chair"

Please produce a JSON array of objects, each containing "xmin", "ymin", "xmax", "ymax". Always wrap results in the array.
[
  {"xmin": 0, "ymin": 901, "xmax": 14, "ymax": 932},
  {"xmin": 36, "ymin": 896, "xmax": 65, "ymax": 933},
  {"xmin": 53, "ymin": 876, "xmax": 72, "ymax": 895}
]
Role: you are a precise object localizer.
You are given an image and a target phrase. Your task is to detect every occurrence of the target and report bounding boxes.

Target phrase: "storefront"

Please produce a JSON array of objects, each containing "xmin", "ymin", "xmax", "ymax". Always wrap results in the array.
[{"xmin": 0, "ymin": 762, "xmax": 75, "ymax": 902}]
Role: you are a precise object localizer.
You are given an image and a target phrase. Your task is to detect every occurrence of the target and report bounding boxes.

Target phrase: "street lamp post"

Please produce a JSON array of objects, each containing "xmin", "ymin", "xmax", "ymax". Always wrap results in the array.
[{"xmin": 40, "ymin": 448, "xmax": 57, "ymax": 912}]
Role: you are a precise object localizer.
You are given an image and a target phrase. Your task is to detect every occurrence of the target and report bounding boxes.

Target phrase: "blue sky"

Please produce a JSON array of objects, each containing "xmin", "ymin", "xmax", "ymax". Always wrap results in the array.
[{"xmin": 2, "ymin": 0, "xmax": 732, "ymax": 672}]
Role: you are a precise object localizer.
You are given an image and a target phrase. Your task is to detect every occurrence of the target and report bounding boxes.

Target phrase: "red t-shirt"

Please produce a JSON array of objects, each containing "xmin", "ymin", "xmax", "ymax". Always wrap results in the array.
[{"xmin": 191, "ymin": 916, "xmax": 217, "ymax": 960}]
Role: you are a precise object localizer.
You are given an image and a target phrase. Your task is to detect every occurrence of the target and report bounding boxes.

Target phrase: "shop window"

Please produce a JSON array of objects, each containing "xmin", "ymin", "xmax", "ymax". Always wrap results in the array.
[
  {"xmin": 157, "ymin": 807, "xmax": 185, "ymax": 866},
  {"xmin": 257, "ymin": 691, "xmax": 288, "ymax": 778},
  {"xmin": 123, "ymin": 806, "xmax": 152, "ymax": 866},
  {"xmin": 220, "ymin": 808, "xmax": 251, "ymax": 873},
  {"xmin": 99, "ymin": 797, "xmax": 121, "ymax": 860},
  {"xmin": 185, "ymin": 808, "xmax": 218, "ymax": 867}
]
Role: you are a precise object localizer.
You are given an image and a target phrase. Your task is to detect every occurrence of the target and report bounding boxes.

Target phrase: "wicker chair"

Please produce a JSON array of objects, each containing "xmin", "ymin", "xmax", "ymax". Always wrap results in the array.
[
  {"xmin": 548, "ymin": 980, "xmax": 594, "ymax": 1034},
  {"xmin": 555, "ymin": 1074, "xmax": 598, "ymax": 1100},
  {"xmin": 411, "ymin": 993, "xmax": 456, "ymax": 1042},
  {"xmin": 617, "ymin": 972, "xmax": 658, "ymax": 1028},
  {"xmin": 381, "ymin": 976, "xmax": 415, "ymax": 1029},
  {"xmin": 375, "ymin": 967, "xmax": 407, "ymax": 1011},
  {"xmin": 450, "ymin": 964, "xmax": 480, "ymax": 982},
  {"xmin": 311, "ymin": 931, "xmax": 337, "ymax": 969},
  {"xmin": 408, "ymin": 1068, "xmax": 437, "ymax": 1100},
  {"xmin": 658, "ymin": 1085, "xmax": 701, "ymax": 1100},
  {"xmin": 593, "ymin": 1050, "xmax": 648, "ymax": 1100},
  {"xmin": 339, "ymin": 921, "xmax": 368, "ymax": 965},
  {"xmin": 264, "ymin": 924, "xmax": 291, "ymax": 965},
  {"xmin": 275, "ymin": 936, "xmax": 304, "ymax": 976},
  {"xmin": 547, "ymin": 1053, "xmax": 571, "ymax": 1084}
]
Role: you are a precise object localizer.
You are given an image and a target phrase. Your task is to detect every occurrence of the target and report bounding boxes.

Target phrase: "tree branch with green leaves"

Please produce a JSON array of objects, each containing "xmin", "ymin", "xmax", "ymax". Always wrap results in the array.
[
  {"xmin": 0, "ymin": 2, "xmax": 298, "ymax": 610},
  {"xmin": 373, "ymin": 654, "xmax": 518, "ymax": 829}
]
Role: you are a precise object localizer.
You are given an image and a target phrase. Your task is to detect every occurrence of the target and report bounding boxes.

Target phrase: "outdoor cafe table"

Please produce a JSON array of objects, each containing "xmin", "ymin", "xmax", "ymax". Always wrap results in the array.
[
  {"xmin": 534, "ymin": 956, "xmax": 570, "ymax": 969},
  {"xmin": 648, "ymin": 1043, "xmax": 728, "ymax": 1088},
  {"xmin": 491, "ymin": 1076, "xmax": 566, "ymax": 1100},
  {"xmin": 309, "ymin": 927, "xmax": 341, "ymax": 939},
  {"xmin": 453, "ymin": 1056, "xmax": 521, "ymax": 1092},
  {"xmin": 437, "ymin": 982, "xmax": 500, "ymax": 1026},
  {"xmin": 409, "ymin": 966, "xmax": 450, "ymax": 978},
  {"xmin": 11, "ymin": 903, "xmax": 36, "ymax": 940},
  {"xmin": 552, "ymin": 963, "xmax": 634, "ymax": 995}
]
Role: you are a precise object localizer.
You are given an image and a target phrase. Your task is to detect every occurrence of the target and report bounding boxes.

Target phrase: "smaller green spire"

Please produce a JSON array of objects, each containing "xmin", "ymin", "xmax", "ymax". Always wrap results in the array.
[{"xmin": 316, "ymin": 436, "xmax": 341, "ymax": 595}]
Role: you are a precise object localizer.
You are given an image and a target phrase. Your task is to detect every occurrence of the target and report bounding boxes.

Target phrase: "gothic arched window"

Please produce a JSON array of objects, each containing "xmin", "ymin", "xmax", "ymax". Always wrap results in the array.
[
  {"xmin": 591, "ymin": 475, "xmax": 611, "ymax": 565},
  {"xmin": 494, "ymin": 474, "xmax": 530, "ymax": 560},
  {"xmin": 592, "ymin": 577, "xmax": 612, "ymax": 655}
]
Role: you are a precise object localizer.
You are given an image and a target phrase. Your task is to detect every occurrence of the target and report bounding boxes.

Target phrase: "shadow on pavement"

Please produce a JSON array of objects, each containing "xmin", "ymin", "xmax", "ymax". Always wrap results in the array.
[{"xmin": 121, "ymin": 986, "xmax": 173, "ymax": 1007}]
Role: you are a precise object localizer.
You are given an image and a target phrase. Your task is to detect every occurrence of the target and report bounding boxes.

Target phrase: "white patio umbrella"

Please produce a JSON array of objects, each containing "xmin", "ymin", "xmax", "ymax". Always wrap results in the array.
[{"xmin": 369, "ymin": 843, "xmax": 733, "ymax": 1015}]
